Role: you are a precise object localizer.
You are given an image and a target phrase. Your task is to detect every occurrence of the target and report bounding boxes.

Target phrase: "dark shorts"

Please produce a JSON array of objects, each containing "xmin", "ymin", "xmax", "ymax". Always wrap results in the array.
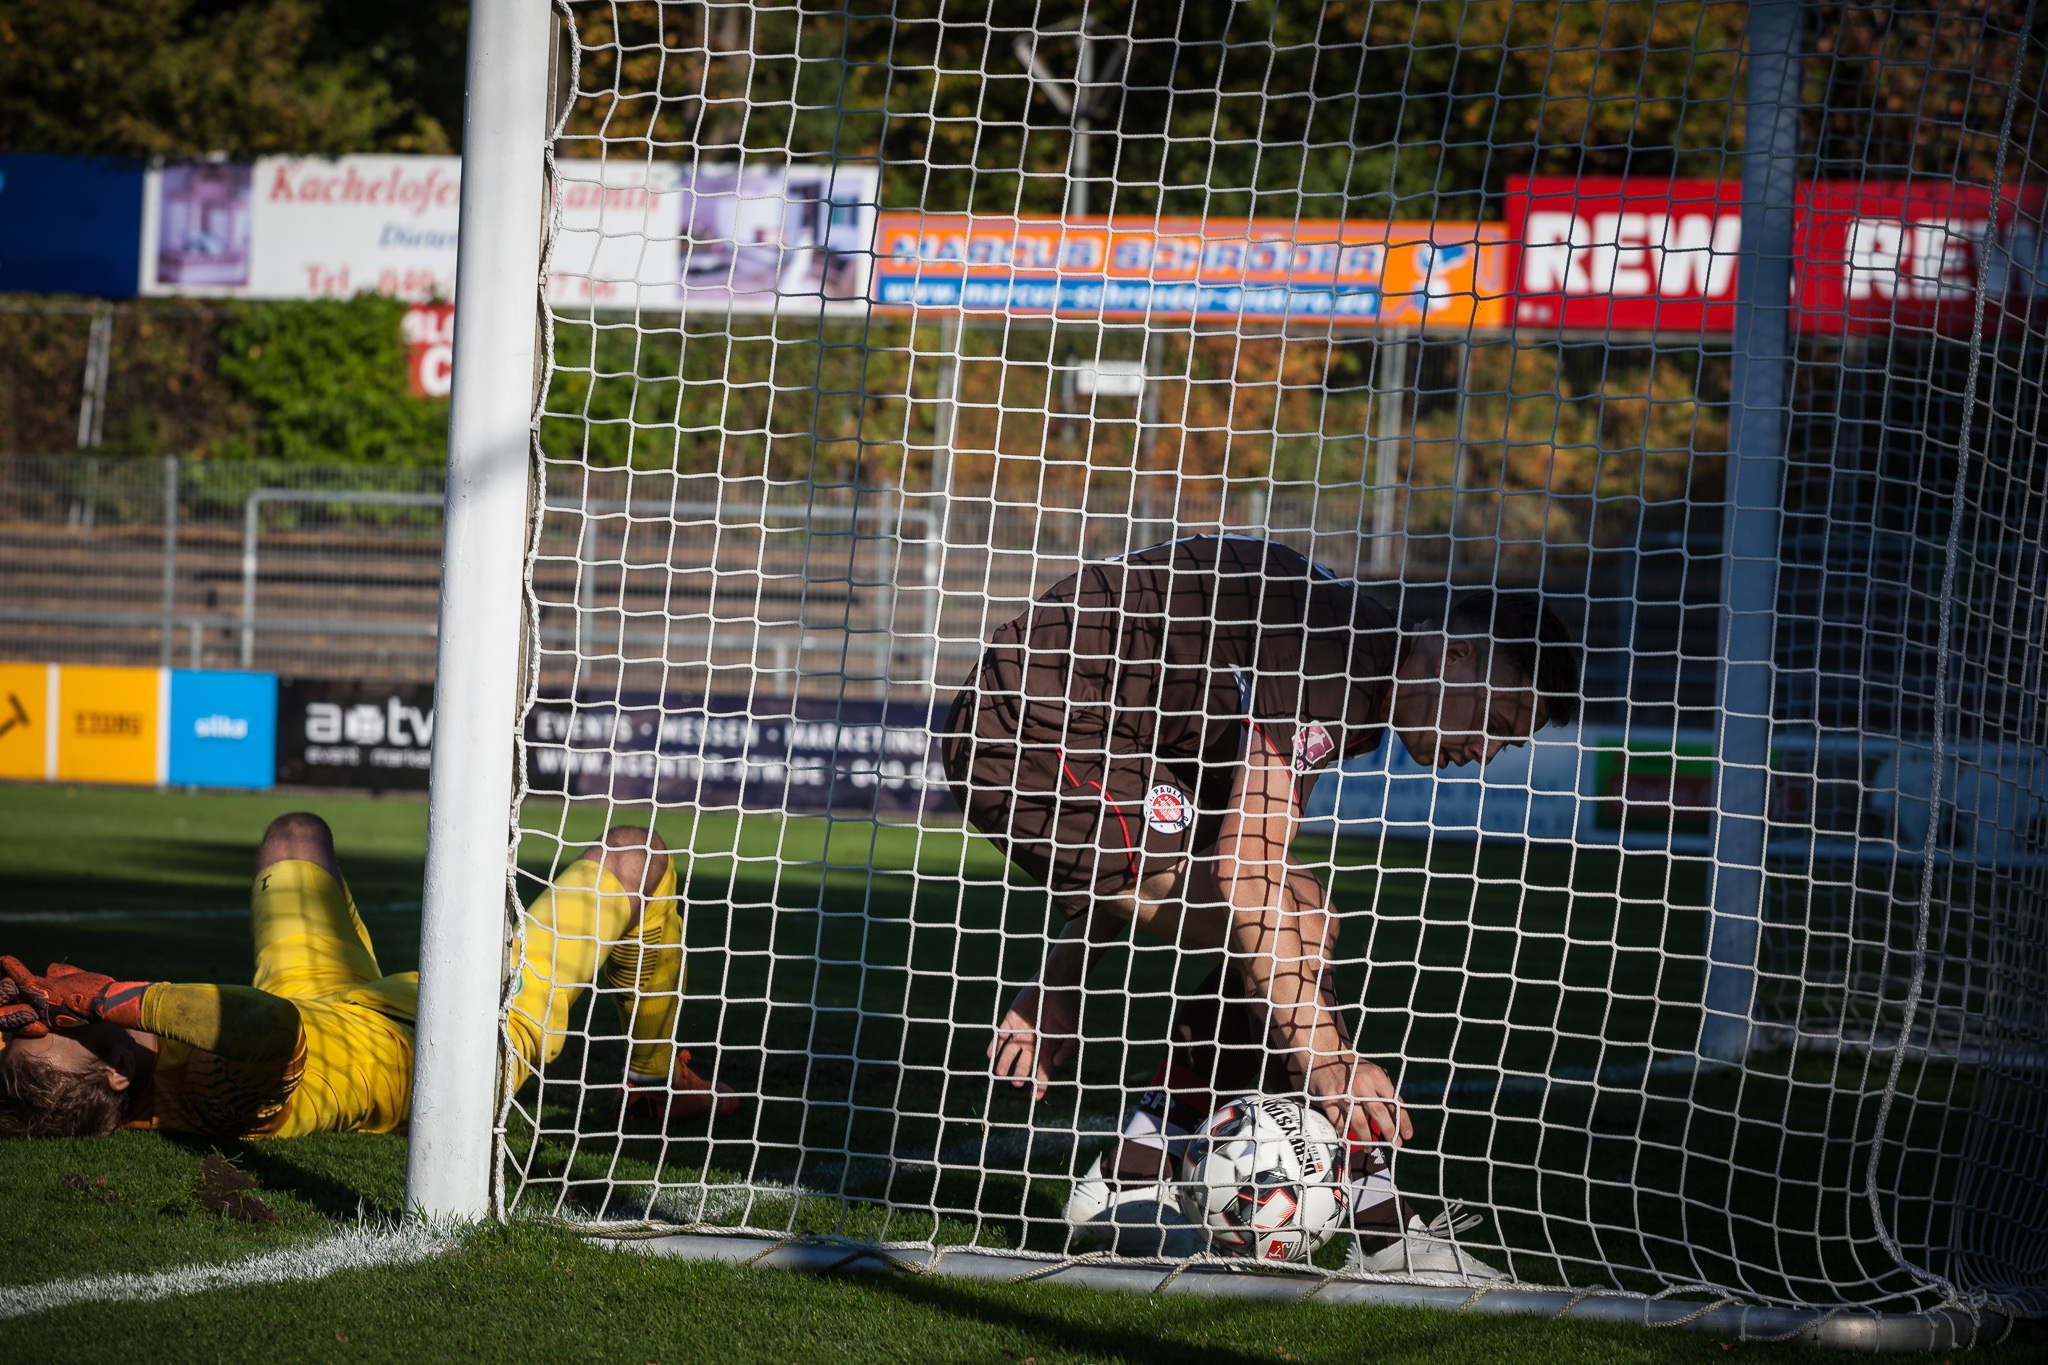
[
  {"xmin": 1136, "ymin": 962, "xmax": 1352, "ymax": 1130},
  {"xmin": 941, "ymin": 650, "xmax": 1235, "ymax": 918}
]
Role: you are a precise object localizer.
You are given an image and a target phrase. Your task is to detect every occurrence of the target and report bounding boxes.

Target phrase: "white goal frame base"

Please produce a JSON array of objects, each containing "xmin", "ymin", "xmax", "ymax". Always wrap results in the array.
[{"xmin": 596, "ymin": 1230, "xmax": 2027, "ymax": 1353}]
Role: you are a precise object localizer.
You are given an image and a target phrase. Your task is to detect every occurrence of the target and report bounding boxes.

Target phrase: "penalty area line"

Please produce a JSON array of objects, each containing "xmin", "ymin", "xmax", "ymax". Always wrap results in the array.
[
  {"xmin": 0, "ymin": 903, "xmax": 421, "ymax": 924},
  {"xmin": 0, "ymin": 1222, "xmax": 463, "ymax": 1321}
]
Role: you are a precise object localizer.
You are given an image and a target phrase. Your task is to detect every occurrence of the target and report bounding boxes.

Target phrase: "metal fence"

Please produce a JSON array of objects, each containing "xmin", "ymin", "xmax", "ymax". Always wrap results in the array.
[
  {"xmin": 0, "ymin": 455, "xmax": 1239, "ymax": 692},
  {"xmin": 0, "ymin": 449, "xmax": 1711, "ymax": 710},
  {"xmin": 0, "ymin": 455, "xmax": 446, "ymax": 681}
]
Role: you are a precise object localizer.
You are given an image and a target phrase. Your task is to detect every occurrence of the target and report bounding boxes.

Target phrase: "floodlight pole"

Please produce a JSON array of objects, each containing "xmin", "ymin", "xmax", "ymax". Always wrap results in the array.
[
  {"xmin": 931, "ymin": 313, "xmax": 961, "ymax": 549},
  {"xmin": 1371, "ymin": 332, "xmax": 1410, "ymax": 575},
  {"xmin": 1703, "ymin": 0, "xmax": 1803, "ymax": 1064},
  {"xmin": 159, "ymin": 454, "xmax": 179, "ymax": 669},
  {"xmin": 1069, "ymin": 35, "xmax": 1094, "ymax": 219},
  {"xmin": 1015, "ymin": 21, "xmax": 1122, "ymax": 222},
  {"xmin": 406, "ymin": 0, "xmax": 553, "ymax": 1221}
]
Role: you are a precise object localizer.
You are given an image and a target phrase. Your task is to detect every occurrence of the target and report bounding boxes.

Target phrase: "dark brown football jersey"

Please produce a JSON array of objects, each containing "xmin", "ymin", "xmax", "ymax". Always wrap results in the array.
[
  {"xmin": 982, "ymin": 534, "xmax": 1396, "ymax": 772},
  {"xmin": 942, "ymin": 536, "xmax": 1397, "ymax": 910}
]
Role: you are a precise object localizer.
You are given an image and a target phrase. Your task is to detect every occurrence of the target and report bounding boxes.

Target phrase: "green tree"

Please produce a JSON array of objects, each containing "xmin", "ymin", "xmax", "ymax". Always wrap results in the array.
[
  {"xmin": 215, "ymin": 295, "xmax": 447, "ymax": 463},
  {"xmin": 0, "ymin": 0, "xmax": 454, "ymax": 157},
  {"xmin": 300, "ymin": 0, "xmax": 470, "ymax": 154},
  {"xmin": 559, "ymin": 1, "xmax": 1752, "ymax": 222}
]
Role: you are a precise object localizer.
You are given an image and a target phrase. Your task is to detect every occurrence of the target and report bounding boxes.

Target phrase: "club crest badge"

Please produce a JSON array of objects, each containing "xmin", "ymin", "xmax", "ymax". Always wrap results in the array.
[
  {"xmin": 1145, "ymin": 783, "xmax": 1192, "ymax": 834},
  {"xmin": 1292, "ymin": 722, "xmax": 1336, "ymax": 773}
]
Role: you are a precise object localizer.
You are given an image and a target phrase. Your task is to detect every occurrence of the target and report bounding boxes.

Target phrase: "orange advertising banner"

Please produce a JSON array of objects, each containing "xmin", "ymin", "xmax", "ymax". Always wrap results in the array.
[{"xmin": 870, "ymin": 214, "xmax": 1509, "ymax": 329}]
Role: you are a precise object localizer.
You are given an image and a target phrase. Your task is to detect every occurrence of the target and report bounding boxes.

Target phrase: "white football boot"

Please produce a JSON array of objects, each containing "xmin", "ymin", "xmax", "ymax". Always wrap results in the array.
[
  {"xmin": 1347, "ymin": 1204, "xmax": 1505, "ymax": 1284},
  {"xmin": 1064, "ymin": 1154, "xmax": 1207, "ymax": 1258}
]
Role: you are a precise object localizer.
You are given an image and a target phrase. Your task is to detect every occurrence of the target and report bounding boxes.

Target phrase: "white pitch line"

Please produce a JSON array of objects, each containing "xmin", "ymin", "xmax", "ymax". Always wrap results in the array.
[
  {"xmin": 0, "ymin": 904, "xmax": 420, "ymax": 924},
  {"xmin": 571, "ymin": 1178, "xmax": 823, "ymax": 1228},
  {"xmin": 0, "ymin": 1222, "xmax": 462, "ymax": 1321}
]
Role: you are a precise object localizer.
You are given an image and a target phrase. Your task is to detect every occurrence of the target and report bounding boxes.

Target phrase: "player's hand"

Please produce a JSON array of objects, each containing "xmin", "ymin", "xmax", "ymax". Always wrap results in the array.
[
  {"xmin": 0, "ymin": 974, "xmax": 47, "ymax": 1037},
  {"xmin": 988, "ymin": 985, "xmax": 1079, "ymax": 1100},
  {"xmin": 0, "ymin": 957, "xmax": 149, "ymax": 1031},
  {"xmin": 1308, "ymin": 1056, "xmax": 1412, "ymax": 1150}
]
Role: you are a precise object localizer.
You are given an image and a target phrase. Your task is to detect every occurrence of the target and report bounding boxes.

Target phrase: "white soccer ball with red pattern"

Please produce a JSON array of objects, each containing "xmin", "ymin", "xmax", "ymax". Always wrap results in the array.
[{"xmin": 1177, "ymin": 1095, "xmax": 1348, "ymax": 1263}]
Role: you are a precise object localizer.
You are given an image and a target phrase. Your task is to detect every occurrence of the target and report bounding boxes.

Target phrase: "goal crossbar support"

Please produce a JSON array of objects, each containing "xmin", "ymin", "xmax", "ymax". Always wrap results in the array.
[
  {"xmin": 405, "ymin": 0, "xmax": 554, "ymax": 1223},
  {"xmin": 609, "ymin": 1233, "xmax": 2019, "ymax": 1353}
]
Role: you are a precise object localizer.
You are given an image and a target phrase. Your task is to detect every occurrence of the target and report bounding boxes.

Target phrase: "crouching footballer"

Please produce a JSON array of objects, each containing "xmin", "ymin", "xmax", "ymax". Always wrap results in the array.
[
  {"xmin": 944, "ymin": 535, "xmax": 1579, "ymax": 1279},
  {"xmin": 0, "ymin": 812, "xmax": 735, "ymax": 1140}
]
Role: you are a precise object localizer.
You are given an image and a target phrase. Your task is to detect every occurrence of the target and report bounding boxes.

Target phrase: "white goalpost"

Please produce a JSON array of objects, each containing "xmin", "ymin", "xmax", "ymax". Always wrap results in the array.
[
  {"xmin": 412, "ymin": 0, "xmax": 2048, "ymax": 1346},
  {"xmin": 408, "ymin": 0, "xmax": 553, "ymax": 1221}
]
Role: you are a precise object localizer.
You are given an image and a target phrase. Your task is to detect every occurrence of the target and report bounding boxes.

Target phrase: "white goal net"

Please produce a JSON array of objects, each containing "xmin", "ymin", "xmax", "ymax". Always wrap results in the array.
[{"xmin": 489, "ymin": 0, "xmax": 2047, "ymax": 1322}]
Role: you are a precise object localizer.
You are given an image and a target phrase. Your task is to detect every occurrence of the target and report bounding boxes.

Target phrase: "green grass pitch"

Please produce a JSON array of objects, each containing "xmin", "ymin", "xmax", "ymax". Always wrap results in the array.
[{"xmin": 0, "ymin": 781, "xmax": 2025, "ymax": 1361}]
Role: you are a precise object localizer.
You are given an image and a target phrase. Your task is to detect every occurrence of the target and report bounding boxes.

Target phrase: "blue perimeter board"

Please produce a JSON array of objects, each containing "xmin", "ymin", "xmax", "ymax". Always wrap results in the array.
[
  {"xmin": 0, "ymin": 155, "xmax": 145, "ymax": 297},
  {"xmin": 167, "ymin": 670, "xmax": 279, "ymax": 789}
]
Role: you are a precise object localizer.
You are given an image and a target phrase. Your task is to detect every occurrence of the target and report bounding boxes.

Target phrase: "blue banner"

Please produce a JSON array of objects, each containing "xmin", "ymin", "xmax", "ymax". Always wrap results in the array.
[
  {"xmin": 873, "ymin": 273, "xmax": 1388, "ymax": 321},
  {"xmin": 0, "ymin": 155, "xmax": 144, "ymax": 297},
  {"xmin": 167, "ymin": 670, "xmax": 277, "ymax": 789}
]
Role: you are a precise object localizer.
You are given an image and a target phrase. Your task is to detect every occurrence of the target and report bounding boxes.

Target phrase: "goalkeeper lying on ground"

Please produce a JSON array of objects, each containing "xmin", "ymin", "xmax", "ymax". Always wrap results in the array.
[
  {"xmin": 0, "ymin": 812, "xmax": 733, "ymax": 1139},
  {"xmin": 942, "ymin": 534, "xmax": 1578, "ymax": 1279}
]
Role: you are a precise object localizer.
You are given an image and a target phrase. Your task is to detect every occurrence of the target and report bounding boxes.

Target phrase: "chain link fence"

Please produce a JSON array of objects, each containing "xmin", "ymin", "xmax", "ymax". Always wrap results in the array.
[{"xmin": 0, "ymin": 455, "xmax": 443, "ymax": 681}]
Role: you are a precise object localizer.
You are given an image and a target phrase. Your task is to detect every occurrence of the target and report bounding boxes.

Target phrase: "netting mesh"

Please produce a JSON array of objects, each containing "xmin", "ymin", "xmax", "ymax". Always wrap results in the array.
[{"xmin": 495, "ymin": 0, "xmax": 2048, "ymax": 1317}]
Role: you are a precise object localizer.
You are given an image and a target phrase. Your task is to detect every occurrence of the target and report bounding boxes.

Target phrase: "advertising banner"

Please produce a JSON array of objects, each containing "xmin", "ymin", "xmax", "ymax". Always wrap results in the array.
[
  {"xmin": 525, "ymin": 692, "xmax": 946, "ymax": 815},
  {"xmin": 0, "ymin": 154, "xmax": 145, "ymax": 296},
  {"xmin": 141, "ymin": 156, "xmax": 462, "ymax": 300},
  {"xmin": 546, "ymin": 161, "xmax": 879, "ymax": 314},
  {"xmin": 1306, "ymin": 732, "xmax": 1726, "ymax": 850},
  {"xmin": 402, "ymin": 303, "xmax": 455, "ymax": 398},
  {"xmin": 1506, "ymin": 175, "xmax": 2047, "ymax": 335},
  {"xmin": 276, "ymin": 679, "xmax": 435, "ymax": 789},
  {"xmin": 1302, "ymin": 724, "xmax": 1582, "ymax": 843},
  {"xmin": 545, "ymin": 160, "xmax": 685, "ymax": 310},
  {"xmin": 127, "ymin": 155, "xmax": 878, "ymax": 311},
  {"xmin": 166, "ymin": 670, "xmax": 277, "ymax": 789},
  {"xmin": 0, "ymin": 663, "xmax": 52, "ymax": 781},
  {"xmin": 1588, "ymin": 739, "xmax": 1716, "ymax": 838},
  {"xmin": 671, "ymin": 163, "xmax": 878, "ymax": 314},
  {"xmin": 1795, "ymin": 180, "xmax": 2046, "ymax": 333},
  {"xmin": 55, "ymin": 665, "xmax": 163, "ymax": 786},
  {"xmin": 1505, "ymin": 177, "xmax": 1743, "ymax": 333},
  {"xmin": 872, "ymin": 214, "xmax": 1509, "ymax": 329},
  {"xmin": 1305, "ymin": 726, "xmax": 2042, "ymax": 868}
]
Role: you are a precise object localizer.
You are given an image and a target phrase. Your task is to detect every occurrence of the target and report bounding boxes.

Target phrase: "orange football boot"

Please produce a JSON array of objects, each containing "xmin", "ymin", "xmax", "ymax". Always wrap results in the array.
[{"xmin": 624, "ymin": 1049, "xmax": 739, "ymax": 1124}]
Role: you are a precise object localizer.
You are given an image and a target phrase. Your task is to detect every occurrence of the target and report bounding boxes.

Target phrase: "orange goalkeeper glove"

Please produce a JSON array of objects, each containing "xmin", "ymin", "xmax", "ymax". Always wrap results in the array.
[
  {"xmin": 623, "ymin": 1050, "xmax": 738, "ymax": 1125},
  {"xmin": 0, "ymin": 957, "xmax": 150, "ymax": 1032},
  {"xmin": 0, "ymin": 975, "xmax": 45, "ymax": 1037}
]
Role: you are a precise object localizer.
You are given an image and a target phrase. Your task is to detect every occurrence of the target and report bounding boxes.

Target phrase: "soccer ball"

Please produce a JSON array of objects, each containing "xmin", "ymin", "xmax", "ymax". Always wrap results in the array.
[{"xmin": 1177, "ymin": 1094, "xmax": 1349, "ymax": 1263}]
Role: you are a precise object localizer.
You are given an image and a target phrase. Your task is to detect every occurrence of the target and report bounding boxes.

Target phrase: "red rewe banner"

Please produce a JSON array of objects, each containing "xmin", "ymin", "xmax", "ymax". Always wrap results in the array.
[
  {"xmin": 1505, "ymin": 177, "xmax": 1742, "ymax": 333},
  {"xmin": 1796, "ymin": 180, "xmax": 2045, "ymax": 335},
  {"xmin": 1506, "ymin": 175, "xmax": 2046, "ymax": 336}
]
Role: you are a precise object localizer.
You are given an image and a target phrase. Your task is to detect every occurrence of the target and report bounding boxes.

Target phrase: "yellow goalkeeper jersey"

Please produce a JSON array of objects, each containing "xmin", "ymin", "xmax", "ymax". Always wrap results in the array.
[{"xmin": 124, "ymin": 860, "xmax": 417, "ymax": 1140}]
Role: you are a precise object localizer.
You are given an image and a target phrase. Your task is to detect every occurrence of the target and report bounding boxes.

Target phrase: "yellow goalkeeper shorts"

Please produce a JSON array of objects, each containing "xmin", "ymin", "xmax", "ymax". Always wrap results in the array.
[{"xmin": 246, "ymin": 859, "xmax": 419, "ymax": 1138}]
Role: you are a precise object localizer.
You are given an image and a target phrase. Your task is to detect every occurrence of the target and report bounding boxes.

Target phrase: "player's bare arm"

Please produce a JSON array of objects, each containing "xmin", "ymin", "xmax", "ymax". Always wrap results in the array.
[
  {"xmin": 989, "ymin": 919, "xmax": 1093, "ymax": 1095},
  {"xmin": 1213, "ymin": 732, "xmax": 1410, "ymax": 1148},
  {"xmin": 990, "ymin": 904, "xmax": 1125, "ymax": 1097},
  {"xmin": 993, "ymin": 813, "xmax": 1242, "ymax": 1098}
]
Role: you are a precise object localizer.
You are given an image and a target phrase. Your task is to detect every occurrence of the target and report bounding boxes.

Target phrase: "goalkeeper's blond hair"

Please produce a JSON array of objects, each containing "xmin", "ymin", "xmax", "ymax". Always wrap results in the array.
[{"xmin": 0, "ymin": 1044, "xmax": 132, "ymax": 1138}]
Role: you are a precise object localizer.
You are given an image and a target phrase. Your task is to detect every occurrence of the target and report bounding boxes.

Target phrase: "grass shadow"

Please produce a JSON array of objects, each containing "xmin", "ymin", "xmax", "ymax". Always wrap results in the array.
[
  {"xmin": 160, "ymin": 1132, "xmax": 411, "ymax": 1222},
  {"xmin": 846, "ymin": 1268, "xmax": 1385, "ymax": 1365}
]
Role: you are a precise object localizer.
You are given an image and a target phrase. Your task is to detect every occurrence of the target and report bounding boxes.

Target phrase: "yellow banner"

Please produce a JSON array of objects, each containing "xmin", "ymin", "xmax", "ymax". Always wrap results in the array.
[
  {"xmin": 56, "ymin": 665, "xmax": 163, "ymax": 786},
  {"xmin": 0, "ymin": 663, "xmax": 51, "ymax": 781}
]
